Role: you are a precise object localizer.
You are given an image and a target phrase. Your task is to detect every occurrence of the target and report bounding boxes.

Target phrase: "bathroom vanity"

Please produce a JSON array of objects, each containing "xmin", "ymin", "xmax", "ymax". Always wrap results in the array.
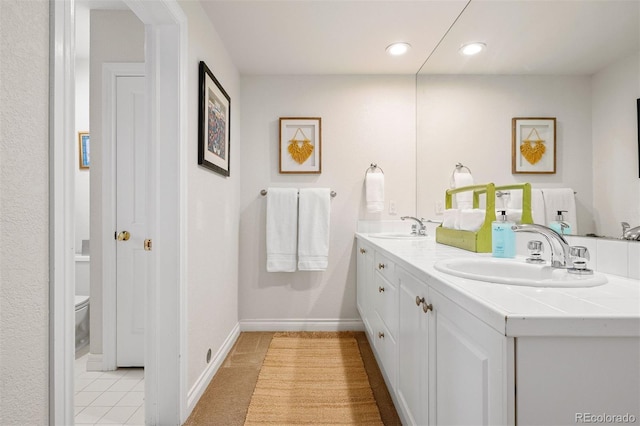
[{"xmin": 356, "ymin": 233, "xmax": 640, "ymax": 426}]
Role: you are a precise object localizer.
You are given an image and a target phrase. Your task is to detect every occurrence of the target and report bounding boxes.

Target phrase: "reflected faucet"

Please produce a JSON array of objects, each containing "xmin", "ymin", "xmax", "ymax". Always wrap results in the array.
[
  {"xmin": 511, "ymin": 224, "xmax": 587, "ymax": 270},
  {"xmin": 401, "ymin": 216, "xmax": 427, "ymax": 236},
  {"xmin": 622, "ymin": 222, "xmax": 640, "ymax": 240}
]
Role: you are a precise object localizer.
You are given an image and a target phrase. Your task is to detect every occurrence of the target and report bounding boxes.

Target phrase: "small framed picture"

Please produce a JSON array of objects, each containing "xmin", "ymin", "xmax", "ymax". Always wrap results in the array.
[
  {"xmin": 279, "ymin": 117, "xmax": 322, "ymax": 174},
  {"xmin": 78, "ymin": 132, "xmax": 90, "ymax": 169},
  {"xmin": 198, "ymin": 61, "xmax": 231, "ymax": 177},
  {"xmin": 512, "ymin": 117, "xmax": 556, "ymax": 174}
]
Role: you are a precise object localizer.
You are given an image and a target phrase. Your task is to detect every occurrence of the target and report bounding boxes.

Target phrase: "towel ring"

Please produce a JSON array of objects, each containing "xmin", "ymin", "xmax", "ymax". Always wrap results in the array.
[
  {"xmin": 365, "ymin": 163, "xmax": 384, "ymax": 177},
  {"xmin": 450, "ymin": 162, "xmax": 472, "ymax": 188}
]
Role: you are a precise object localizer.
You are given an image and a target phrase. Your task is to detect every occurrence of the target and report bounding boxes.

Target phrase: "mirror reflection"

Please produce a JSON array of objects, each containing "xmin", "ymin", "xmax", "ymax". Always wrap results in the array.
[{"xmin": 416, "ymin": 0, "xmax": 639, "ymax": 239}]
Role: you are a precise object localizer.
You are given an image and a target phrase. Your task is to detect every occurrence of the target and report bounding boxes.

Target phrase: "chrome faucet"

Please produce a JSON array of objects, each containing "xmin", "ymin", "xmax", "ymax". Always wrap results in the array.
[
  {"xmin": 401, "ymin": 216, "xmax": 427, "ymax": 236},
  {"xmin": 622, "ymin": 222, "xmax": 640, "ymax": 240},
  {"xmin": 511, "ymin": 224, "xmax": 591, "ymax": 273}
]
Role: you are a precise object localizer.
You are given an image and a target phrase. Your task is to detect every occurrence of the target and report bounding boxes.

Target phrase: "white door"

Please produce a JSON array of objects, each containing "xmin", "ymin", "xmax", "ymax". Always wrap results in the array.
[{"xmin": 116, "ymin": 75, "xmax": 147, "ymax": 367}]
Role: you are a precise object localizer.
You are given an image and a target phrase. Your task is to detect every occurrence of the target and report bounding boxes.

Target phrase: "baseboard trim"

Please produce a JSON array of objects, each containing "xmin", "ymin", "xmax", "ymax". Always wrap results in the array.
[
  {"xmin": 239, "ymin": 319, "xmax": 365, "ymax": 332},
  {"xmin": 86, "ymin": 353, "xmax": 105, "ymax": 372},
  {"xmin": 186, "ymin": 322, "xmax": 241, "ymax": 413}
]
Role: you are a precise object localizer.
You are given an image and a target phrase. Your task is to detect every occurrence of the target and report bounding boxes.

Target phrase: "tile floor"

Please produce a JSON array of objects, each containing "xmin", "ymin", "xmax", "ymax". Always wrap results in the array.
[{"xmin": 74, "ymin": 352, "xmax": 145, "ymax": 425}]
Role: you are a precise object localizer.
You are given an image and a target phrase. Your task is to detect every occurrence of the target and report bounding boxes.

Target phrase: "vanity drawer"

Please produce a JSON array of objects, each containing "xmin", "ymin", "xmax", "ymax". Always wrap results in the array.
[
  {"xmin": 371, "ymin": 311, "xmax": 398, "ymax": 392},
  {"xmin": 374, "ymin": 252, "xmax": 395, "ymax": 282},
  {"xmin": 374, "ymin": 272, "xmax": 398, "ymax": 338}
]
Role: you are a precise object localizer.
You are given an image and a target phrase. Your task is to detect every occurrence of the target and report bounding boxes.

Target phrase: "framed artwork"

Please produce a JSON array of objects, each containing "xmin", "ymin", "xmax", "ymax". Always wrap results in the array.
[
  {"xmin": 78, "ymin": 132, "xmax": 90, "ymax": 169},
  {"xmin": 198, "ymin": 61, "xmax": 231, "ymax": 177},
  {"xmin": 512, "ymin": 117, "xmax": 556, "ymax": 174},
  {"xmin": 279, "ymin": 117, "xmax": 322, "ymax": 174}
]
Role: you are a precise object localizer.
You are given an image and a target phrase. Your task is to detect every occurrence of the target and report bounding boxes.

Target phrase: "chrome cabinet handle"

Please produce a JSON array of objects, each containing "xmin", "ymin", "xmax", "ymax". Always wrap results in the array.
[
  {"xmin": 416, "ymin": 296, "xmax": 425, "ymax": 306},
  {"xmin": 378, "ymin": 286, "xmax": 385, "ymax": 293},
  {"xmin": 378, "ymin": 331, "xmax": 385, "ymax": 339},
  {"xmin": 378, "ymin": 263, "xmax": 385, "ymax": 269},
  {"xmin": 423, "ymin": 303, "xmax": 433, "ymax": 313}
]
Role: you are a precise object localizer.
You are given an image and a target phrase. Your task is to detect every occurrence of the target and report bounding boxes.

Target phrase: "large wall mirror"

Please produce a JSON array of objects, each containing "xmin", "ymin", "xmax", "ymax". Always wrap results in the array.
[{"xmin": 416, "ymin": 0, "xmax": 639, "ymax": 238}]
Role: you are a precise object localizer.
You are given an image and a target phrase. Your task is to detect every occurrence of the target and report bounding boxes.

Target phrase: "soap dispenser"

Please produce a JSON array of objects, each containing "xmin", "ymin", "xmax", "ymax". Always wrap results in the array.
[
  {"xmin": 549, "ymin": 210, "xmax": 572, "ymax": 235},
  {"xmin": 492, "ymin": 210, "xmax": 515, "ymax": 258}
]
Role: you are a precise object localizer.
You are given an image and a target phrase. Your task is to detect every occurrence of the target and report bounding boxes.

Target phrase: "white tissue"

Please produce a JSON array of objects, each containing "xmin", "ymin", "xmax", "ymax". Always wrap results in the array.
[{"xmin": 453, "ymin": 173, "xmax": 474, "ymax": 209}]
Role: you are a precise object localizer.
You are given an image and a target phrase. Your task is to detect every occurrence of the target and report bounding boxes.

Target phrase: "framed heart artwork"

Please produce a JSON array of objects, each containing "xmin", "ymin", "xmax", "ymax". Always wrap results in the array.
[
  {"xmin": 512, "ymin": 117, "xmax": 556, "ymax": 174},
  {"xmin": 279, "ymin": 117, "xmax": 322, "ymax": 174}
]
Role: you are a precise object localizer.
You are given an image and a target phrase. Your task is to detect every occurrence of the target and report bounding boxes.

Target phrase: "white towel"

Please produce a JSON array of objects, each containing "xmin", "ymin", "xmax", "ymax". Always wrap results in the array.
[
  {"xmin": 298, "ymin": 188, "xmax": 330, "ymax": 271},
  {"xmin": 459, "ymin": 209, "xmax": 486, "ymax": 232},
  {"xmin": 266, "ymin": 188, "xmax": 298, "ymax": 272},
  {"xmin": 508, "ymin": 188, "xmax": 546, "ymax": 225},
  {"xmin": 541, "ymin": 188, "xmax": 577, "ymax": 234},
  {"xmin": 442, "ymin": 208, "xmax": 459, "ymax": 229},
  {"xmin": 453, "ymin": 173, "xmax": 474, "ymax": 209},
  {"xmin": 366, "ymin": 173, "xmax": 384, "ymax": 213}
]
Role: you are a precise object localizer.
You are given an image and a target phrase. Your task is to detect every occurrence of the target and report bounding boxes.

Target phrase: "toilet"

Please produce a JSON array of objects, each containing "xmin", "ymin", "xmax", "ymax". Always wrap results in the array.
[{"xmin": 75, "ymin": 255, "xmax": 90, "ymax": 353}]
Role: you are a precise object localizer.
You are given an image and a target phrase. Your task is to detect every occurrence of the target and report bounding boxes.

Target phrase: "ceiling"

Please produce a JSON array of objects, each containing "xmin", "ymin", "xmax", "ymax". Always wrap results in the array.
[{"xmin": 199, "ymin": 0, "xmax": 639, "ymax": 76}]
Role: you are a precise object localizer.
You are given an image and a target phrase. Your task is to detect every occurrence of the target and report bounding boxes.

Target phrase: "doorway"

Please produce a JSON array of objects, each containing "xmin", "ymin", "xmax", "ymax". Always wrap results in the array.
[{"xmin": 50, "ymin": 0, "xmax": 188, "ymax": 424}]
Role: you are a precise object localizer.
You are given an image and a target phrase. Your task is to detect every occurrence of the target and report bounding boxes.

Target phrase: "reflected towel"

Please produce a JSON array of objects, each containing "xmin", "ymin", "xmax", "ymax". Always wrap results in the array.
[
  {"xmin": 453, "ymin": 173, "xmax": 474, "ymax": 209},
  {"xmin": 266, "ymin": 188, "xmax": 298, "ymax": 272},
  {"xmin": 298, "ymin": 188, "xmax": 330, "ymax": 271},
  {"xmin": 541, "ymin": 188, "xmax": 577, "ymax": 234},
  {"xmin": 508, "ymin": 188, "xmax": 546, "ymax": 225},
  {"xmin": 459, "ymin": 209, "xmax": 485, "ymax": 232},
  {"xmin": 366, "ymin": 172, "xmax": 384, "ymax": 213}
]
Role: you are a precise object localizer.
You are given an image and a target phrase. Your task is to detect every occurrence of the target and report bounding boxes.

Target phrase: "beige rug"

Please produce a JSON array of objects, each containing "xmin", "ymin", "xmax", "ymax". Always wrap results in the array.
[{"xmin": 244, "ymin": 332, "xmax": 384, "ymax": 425}]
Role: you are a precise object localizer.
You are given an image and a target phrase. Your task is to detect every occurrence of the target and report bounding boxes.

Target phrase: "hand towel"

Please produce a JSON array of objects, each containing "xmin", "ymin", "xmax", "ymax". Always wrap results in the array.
[
  {"xmin": 366, "ymin": 172, "xmax": 384, "ymax": 213},
  {"xmin": 266, "ymin": 188, "xmax": 298, "ymax": 272},
  {"xmin": 453, "ymin": 172, "xmax": 474, "ymax": 209},
  {"xmin": 541, "ymin": 188, "xmax": 577, "ymax": 234},
  {"xmin": 442, "ymin": 208, "xmax": 459, "ymax": 229},
  {"xmin": 459, "ymin": 209, "xmax": 486, "ymax": 232},
  {"xmin": 298, "ymin": 188, "xmax": 330, "ymax": 271},
  {"xmin": 508, "ymin": 188, "xmax": 546, "ymax": 225}
]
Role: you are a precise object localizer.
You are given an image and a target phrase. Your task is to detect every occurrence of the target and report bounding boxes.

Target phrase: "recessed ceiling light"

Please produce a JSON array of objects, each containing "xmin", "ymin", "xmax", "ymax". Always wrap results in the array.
[
  {"xmin": 459, "ymin": 42, "xmax": 486, "ymax": 56},
  {"xmin": 386, "ymin": 42, "xmax": 411, "ymax": 56}
]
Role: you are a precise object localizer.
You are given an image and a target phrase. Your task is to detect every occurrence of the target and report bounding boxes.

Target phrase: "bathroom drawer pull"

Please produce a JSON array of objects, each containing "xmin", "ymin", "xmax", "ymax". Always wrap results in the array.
[
  {"xmin": 378, "ymin": 286, "xmax": 385, "ymax": 293},
  {"xmin": 360, "ymin": 248, "xmax": 367, "ymax": 254},
  {"xmin": 378, "ymin": 263, "xmax": 386, "ymax": 270},
  {"xmin": 423, "ymin": 303, "xmax": 433, "ymax": 313},
  {"xmin": 416, "ymin": 296, "xmax": 425, "ymax": 307},
  {"xmin": 378, "ymin": 331, "xmax": 385, "ymax": 339}
]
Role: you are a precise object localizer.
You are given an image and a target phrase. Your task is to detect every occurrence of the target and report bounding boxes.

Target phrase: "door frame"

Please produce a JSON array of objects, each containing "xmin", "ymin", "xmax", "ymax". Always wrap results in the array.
[
  {"xmin": 49, "ymin": 1, "xmax": 188, "ymax": 424},
  {"xmin": 101, "ymin": 63, "xmax": 146, "ymax": 371}
]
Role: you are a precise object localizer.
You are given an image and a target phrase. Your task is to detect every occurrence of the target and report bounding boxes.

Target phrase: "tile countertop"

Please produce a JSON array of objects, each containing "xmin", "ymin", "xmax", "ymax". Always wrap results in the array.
[{"xmin": 356, "ymin": 233, "xmax": 640, "ymax": 338}]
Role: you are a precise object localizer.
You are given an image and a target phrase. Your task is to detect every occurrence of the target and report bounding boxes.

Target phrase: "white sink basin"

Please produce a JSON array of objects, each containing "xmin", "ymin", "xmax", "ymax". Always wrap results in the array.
[
  {"xmin": 434, "ymin": 257, "xmax": 607, "ymax": 288},
  {"xmin": 368, "ymin": 232, "xmax": 428, "ymax": 240}
]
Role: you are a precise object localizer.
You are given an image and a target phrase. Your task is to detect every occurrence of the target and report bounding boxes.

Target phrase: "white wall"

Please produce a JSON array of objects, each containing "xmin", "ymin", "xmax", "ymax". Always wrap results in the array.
[
  {"xmin": 179, "ymin": 0, "xmax": 241, "ymax": 394},
  {"xmin": 238, "ymin": 75, "xmax": 416, "ymax": 325},
  {"xmin": 75, "ymin": 57, "xmax": 90, "ymax": 253},
  {"xmin": 0, "ymin": 0, "xmax": 50, "ymax": 423},
  {"xmin": 416, "ymin": 74, "xmax": 595, "ymax": 234},
  {"xmin": 592, "ymin": 51, "xmax": 640, "ymax": 237},
  {"xmin": 75, "ymin": 2, "xmax": 90, "ymax": 254},
  {"xmin": 89, "ymin": 9, "xmax": 145, "ymax": 355}
]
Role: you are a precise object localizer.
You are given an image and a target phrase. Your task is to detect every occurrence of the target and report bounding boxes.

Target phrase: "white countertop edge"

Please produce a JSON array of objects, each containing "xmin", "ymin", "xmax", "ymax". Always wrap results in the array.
[{"xmin": 356, "ymin": 233, "xmax": 640, "ymax": 337}]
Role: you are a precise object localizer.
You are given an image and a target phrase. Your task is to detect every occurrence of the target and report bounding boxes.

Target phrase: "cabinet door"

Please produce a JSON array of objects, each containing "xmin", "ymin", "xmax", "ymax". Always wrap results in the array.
[
  {"xmin": 397, "ymin": 268, "xmax": 429, "ymax": 426},
  {"xmin": 429, "ymin": 288, "xmax": 508, "ymax": 426},
  {"xmin": 356, "ymin": 240, "xmax": 373, "ymax": 336}
]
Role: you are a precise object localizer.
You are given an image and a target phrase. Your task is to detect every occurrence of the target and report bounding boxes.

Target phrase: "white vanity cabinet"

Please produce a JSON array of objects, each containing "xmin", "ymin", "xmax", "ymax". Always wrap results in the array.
[
  {"xmin": 395, "ymin": 266, "xmax": 511, "ymax": 426},
  {"xmin": 356, "ymin": 240, "xmax": 373, "ymax": 335},
  {"xmin": 357, "ymin": 240, "xmax": 511, "ymax": 426}
]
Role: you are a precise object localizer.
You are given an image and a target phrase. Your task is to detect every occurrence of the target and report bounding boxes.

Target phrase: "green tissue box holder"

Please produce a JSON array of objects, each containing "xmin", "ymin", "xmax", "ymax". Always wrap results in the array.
[{"xmin": 435, "ymin": 182, "xmax": 533, "ymax": 253}]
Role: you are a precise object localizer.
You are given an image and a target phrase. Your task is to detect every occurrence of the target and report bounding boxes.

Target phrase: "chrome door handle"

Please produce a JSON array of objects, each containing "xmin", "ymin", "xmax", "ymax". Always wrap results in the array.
[{"xmin": 116, "ymin": 231, "xmax": 131, "ymax": 241}]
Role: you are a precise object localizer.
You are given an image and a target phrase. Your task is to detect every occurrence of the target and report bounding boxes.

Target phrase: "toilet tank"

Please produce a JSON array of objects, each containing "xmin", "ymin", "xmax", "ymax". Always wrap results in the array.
[{"xmin": 75, "ymin": 254, "xmax": 90, "ymax": 296}]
